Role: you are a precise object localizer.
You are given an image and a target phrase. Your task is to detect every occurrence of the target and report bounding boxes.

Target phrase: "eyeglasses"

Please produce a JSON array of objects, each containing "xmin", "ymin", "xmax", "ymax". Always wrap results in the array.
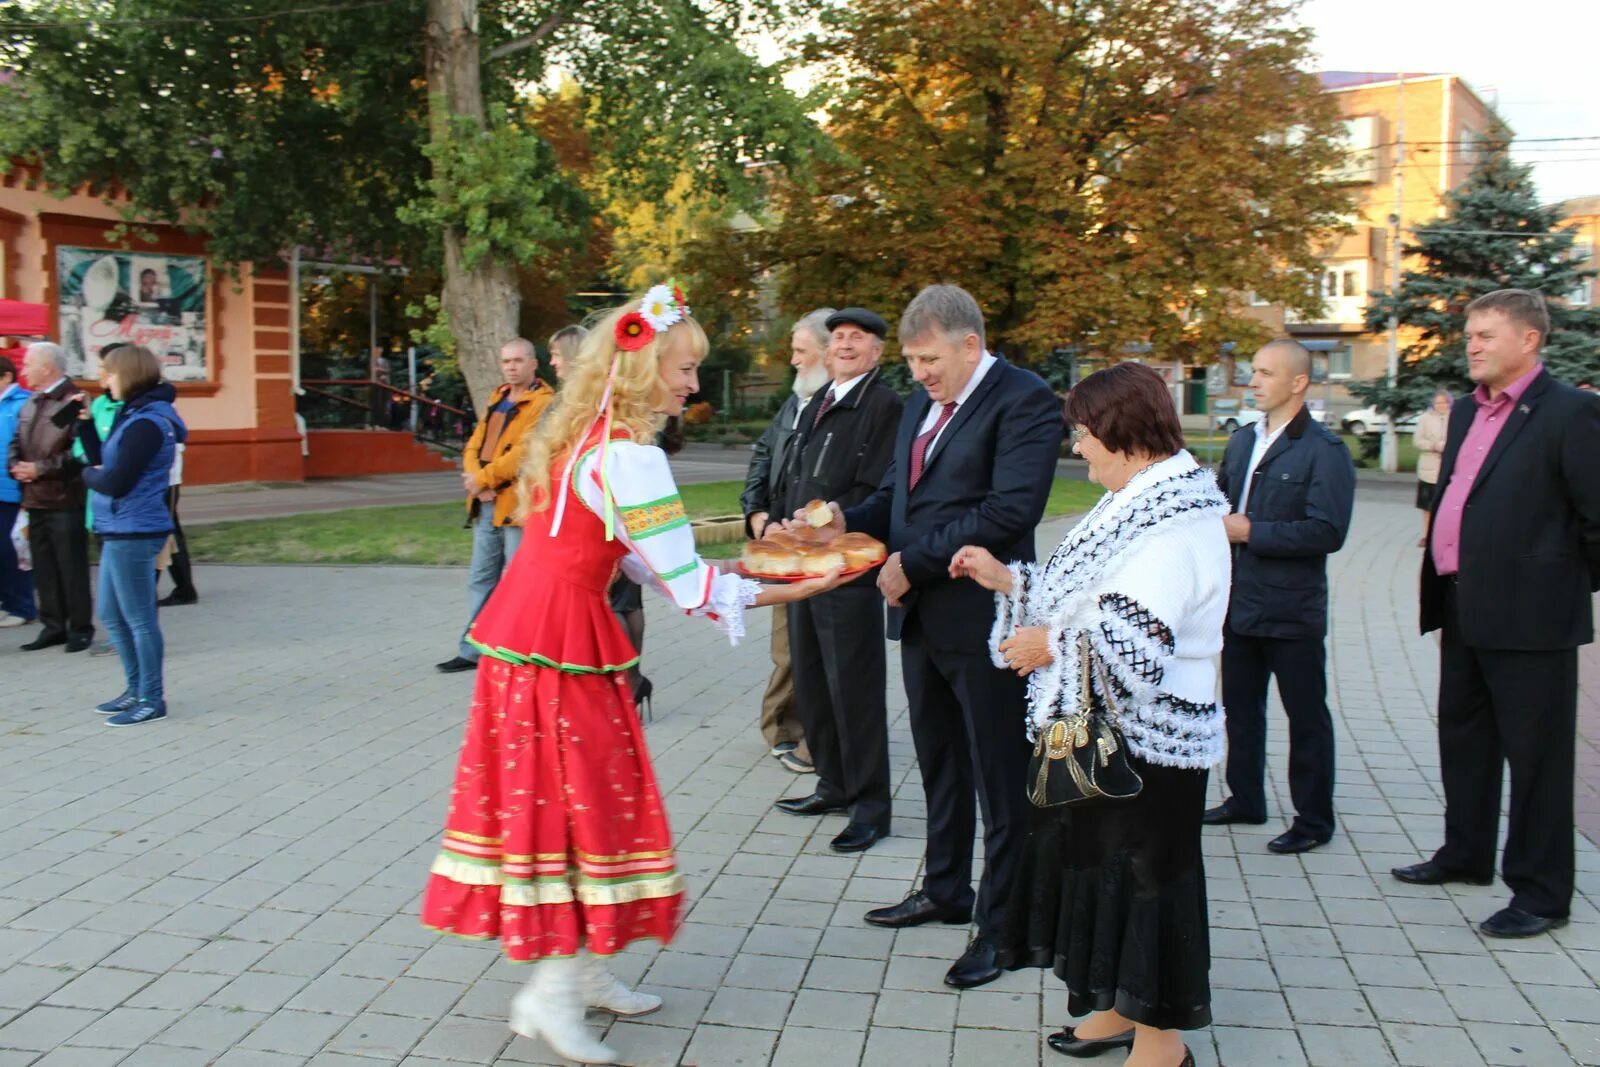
[{"xmin": 1070, "ymin": 426, "xmax": 1090, "ymax": 443}]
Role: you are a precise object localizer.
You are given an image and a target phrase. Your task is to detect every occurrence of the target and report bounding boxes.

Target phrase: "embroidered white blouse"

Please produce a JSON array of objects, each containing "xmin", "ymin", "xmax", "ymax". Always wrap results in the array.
[
  {"xmin": 990, "ymin": 452, "xmax": 1232, "ymax": 769},
  {"xmin": 571, "ymin": 439, "xmax": 761, "ymax": 643}
]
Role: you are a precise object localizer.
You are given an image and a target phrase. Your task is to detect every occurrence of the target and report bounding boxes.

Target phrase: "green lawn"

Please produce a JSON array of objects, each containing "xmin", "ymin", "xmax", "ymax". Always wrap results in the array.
[{"xmin": 188, "ymin": 478, "xmax": 1107, "ymax": 566}]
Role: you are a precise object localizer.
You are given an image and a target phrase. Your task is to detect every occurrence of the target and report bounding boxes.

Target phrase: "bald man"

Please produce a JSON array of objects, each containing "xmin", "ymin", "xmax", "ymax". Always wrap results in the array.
[{"xmin": 1204, "ymin": 339, "xmax": 1356, "ymax": 854}]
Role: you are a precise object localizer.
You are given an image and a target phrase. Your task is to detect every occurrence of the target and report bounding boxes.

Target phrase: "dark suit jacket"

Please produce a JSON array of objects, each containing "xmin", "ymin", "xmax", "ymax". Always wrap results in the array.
[
  {"xmin": 1420, "ymin": 370, "xmax": 1600, "ymax": 649},
  {"xmin": 1216, "ymin": 405, "xmax": 1356, "ymax": 641},
  {"xmin": 845, "ymin": 357, "xmax": 1062, "ymax": 650},
  {"xmin": 740, "ymin": 391, "xmax": 805, "ymax": 537}
]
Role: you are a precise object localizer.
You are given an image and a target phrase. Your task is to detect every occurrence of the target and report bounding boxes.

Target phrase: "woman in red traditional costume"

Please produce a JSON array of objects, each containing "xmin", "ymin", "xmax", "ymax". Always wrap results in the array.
[{"xmin": 420, "ymin": 285, "xmax": 842, "ymax": 1063}]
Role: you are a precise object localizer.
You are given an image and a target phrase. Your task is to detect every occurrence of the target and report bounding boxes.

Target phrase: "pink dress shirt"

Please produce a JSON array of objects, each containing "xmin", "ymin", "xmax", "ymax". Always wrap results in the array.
[{"xmin": 1430, "ymin": 363, "xmax": 1544, "ymax": 575}]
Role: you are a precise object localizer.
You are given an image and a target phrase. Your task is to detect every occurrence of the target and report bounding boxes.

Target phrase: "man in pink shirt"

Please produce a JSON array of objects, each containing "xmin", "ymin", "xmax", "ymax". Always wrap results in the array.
[{"xmin": 1393, "ymin": 289, "xmax": 1600, "ymax": 938}]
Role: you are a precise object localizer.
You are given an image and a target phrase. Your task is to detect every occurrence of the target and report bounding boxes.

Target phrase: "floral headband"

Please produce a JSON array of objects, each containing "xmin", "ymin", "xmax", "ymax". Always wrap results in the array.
[{"xmin": 615, "ymin": 281, "xmax": 692, "ymax": 351}]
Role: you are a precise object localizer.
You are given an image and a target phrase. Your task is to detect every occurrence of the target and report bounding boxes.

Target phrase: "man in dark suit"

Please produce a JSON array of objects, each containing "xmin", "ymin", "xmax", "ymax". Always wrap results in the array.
[
  {"xmin": 741, "ymin": 308, "xmax": 835, "ymax": 775},
  {"xmin": 773, "ymin": 308, "xmax": 903, "ymax": 854},
  {"xmin": 1204, "ymin": 339, "xmax": 1356, "ymax": 854},
  {"xmin": 814, "ymin": 285, "xmax": 1061, "ymax": 988},
  {"xmin": 1393, "ymin": 289, "xmax": 1600, "ymax": 938}
]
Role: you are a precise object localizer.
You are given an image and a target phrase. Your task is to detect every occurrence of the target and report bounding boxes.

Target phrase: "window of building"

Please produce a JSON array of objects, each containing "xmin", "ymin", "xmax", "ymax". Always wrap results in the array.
[
  {"xmin": 1568, "ymin": 237, "xmax": 1594, "ymax": 306},
  {"xmin": 1327, "ymin": 345, "xmax": 1353, "ymax": 379}
]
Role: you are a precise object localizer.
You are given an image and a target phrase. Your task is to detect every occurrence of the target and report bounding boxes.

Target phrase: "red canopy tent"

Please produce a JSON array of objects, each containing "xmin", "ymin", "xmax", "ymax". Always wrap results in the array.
[{"xmin": 0, "ymin": 299, "xmax": 50, "ymax": 385}]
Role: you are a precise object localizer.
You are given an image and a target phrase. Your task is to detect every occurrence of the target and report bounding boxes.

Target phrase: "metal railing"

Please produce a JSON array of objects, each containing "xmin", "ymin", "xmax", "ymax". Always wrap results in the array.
[{"xmin": 299, "ymin": 379, "xmax": 473, "ymax": 454}]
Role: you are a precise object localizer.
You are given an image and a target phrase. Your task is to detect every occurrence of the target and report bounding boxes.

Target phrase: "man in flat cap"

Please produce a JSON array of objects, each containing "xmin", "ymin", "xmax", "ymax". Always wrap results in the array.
[{"xmin": 773, "ymin": 307, "xmax": 904, "ymax": 853}]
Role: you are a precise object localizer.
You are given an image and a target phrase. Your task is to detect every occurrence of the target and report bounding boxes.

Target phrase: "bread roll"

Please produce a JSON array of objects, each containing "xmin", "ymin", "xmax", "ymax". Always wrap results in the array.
[
  {"xmin": 835, "ymin": 533, "xmax": 888, "ymax": 569},
  {"xmin": 743, "ymin": 541, "xmax": 800, "ymax": 576},
  {"xmin": 804, "ymin": 499, "xmax": 834, "ymax": 529},
  {"xmin": 800, "ymin": 546, "xmax": 846, "ymax": 576}
]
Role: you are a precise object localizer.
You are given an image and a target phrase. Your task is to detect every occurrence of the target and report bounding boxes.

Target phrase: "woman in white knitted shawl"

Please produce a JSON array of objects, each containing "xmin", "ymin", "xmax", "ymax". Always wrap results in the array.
[{"xmin": 952, "ymin": 363, "xmax": 1230, "ymax": 1067}]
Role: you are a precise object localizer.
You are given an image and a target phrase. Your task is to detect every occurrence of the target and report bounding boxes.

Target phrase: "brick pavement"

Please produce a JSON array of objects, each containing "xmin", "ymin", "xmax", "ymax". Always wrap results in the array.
[{"xmin": 2, "ymin": 494, "xmax": 1599, "ymax": 1066}]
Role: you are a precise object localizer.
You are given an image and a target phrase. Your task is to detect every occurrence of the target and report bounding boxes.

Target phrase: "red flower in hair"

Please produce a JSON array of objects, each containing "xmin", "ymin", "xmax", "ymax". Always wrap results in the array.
[{"xmin": 615, "ymin": 312, "xmax": 655, "ymax": 351}]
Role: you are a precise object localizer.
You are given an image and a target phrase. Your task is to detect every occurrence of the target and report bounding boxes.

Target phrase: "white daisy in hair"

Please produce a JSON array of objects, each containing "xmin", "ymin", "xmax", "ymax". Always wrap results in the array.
[{"xmin": 638, "ymin": 284, "xmax": 683, "ymax": 330}]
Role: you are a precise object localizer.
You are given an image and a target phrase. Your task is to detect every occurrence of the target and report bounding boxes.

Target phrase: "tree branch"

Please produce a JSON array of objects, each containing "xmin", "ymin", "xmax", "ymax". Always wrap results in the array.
[{"xmin": 487, "ymin": 6, "xmax": 575, "ymax": 61}]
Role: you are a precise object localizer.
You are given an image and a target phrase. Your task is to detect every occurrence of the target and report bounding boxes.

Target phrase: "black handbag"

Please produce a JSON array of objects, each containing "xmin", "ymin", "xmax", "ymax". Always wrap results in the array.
[{"xmin": 1026, "ymin": 632, "xmax": 1144, "ymax": 808}]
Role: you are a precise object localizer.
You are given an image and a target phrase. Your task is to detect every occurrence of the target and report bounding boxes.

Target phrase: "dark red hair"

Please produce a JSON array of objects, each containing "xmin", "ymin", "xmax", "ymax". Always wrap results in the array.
[{"xmin": 1066, "ymin": 362, "xmax": 1185, "ymax": 458}]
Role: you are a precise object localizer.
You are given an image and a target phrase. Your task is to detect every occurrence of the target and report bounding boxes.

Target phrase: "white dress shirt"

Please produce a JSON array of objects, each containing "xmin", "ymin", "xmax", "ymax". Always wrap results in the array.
[
  {"xmin": 1237, "ymin": 416, "xmax": 1288, "ymax": 514},
  {"xmin": 918, "ymin": 351, "xmax": 997, "ymax": 450}
]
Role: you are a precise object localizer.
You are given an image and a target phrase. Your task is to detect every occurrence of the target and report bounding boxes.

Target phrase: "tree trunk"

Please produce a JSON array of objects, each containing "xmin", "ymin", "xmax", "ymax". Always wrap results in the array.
[{"xmin": 425, "ymin": 0, "xmax": 519, "ymax": 410}]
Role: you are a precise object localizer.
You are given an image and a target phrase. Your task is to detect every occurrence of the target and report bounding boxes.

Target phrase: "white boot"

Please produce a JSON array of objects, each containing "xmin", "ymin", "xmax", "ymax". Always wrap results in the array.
[
  {"xmin": 577, "ymin": 951, "xmax": 663, "ymax": 1017},
  {"xmin": 508, "ymin": 957, "xmax": 620, "ymax": 1064}
]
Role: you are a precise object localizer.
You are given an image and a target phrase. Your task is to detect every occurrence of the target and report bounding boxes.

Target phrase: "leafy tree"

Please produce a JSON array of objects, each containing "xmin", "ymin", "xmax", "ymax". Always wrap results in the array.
[
  {"xmin": 1350, "ymin": 143, "xmax": 1600, "ymax": 413},
  {"xmin": 0, "ymin": 0, "xmax": 826, "ymax": 404},
  {"xmin": 761, "ymin": 0, "xmax": 1352, "ymax": 366}
]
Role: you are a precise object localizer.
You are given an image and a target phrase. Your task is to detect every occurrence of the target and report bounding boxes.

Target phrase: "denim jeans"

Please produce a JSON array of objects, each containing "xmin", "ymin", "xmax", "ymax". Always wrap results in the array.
[
  {"xmin": 458, "ymin": 508, "xmax": 522, "ymax": 661},
  {"xmin": 0, "ymin": 501, "xmax": 36, "ymax": 620},
  {"xmin": 98, "ymin": 536, "xmax": 166, "ymax": 703}
]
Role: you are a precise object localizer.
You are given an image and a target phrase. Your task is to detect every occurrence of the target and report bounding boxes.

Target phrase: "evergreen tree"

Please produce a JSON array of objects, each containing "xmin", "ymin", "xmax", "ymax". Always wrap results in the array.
[{"xmin": 1351, "ymin": 143, "xmax": 1600, "ymax": 413}]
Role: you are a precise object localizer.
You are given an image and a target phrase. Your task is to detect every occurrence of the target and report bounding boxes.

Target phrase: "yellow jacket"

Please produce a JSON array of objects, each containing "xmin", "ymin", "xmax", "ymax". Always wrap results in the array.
[{"xmin": 463, "ymin": 379, "xmax": 555, "ymax": 527}]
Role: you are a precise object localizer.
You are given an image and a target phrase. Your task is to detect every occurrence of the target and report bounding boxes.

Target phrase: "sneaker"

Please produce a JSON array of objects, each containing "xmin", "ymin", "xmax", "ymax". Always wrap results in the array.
[
  {"xmin": 106, "ymin": 700, "xmax": 167, "ymax": 727},
  {"xmin": 89, "ymin": 641, "xmax": 117, "ymax": 658},
  {"xmin": 0, "ymin": 611, "xmax": 27, "ymax": 628},
  {"xmin": 770, "ymin": 741, "xmax": 798, "ymax": 758},
  {"xmin": 95, "ymin": 692, "xmax": 139, "ymax": 716},
  {"xmin": 778, "ymin": 751, "xmax": 815, "ymax": 774}
]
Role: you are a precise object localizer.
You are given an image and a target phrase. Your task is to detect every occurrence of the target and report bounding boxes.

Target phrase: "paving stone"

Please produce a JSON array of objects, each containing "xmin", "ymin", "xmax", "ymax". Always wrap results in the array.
[
  {"xmin": 323, "ymin": 1011, "xmax": 431, "ymax": 1059},
  {"xmin": 681, "ymin": 1024, "xmax": 778, "ymax": 1066},
  {"xmin": 858, "ymin": 1025, "xmax": 952, "ymax": 1067},
  {"xmin": 702, "ymin": 987, "xmax": 793, "ymax": 1030},
  {"xmin": 1383, "ymin": 1021, "xmax": 1492, "ymax": 1067},
  {"xmin": 786, "ymin": 989, "xmax": 874, "ymax": 1031},
  {"xmin": 1286, "ymin": 987, "xmax": 1377, "ymax": 1026},
  {"xmin": 801, "ymin": 955, "xmax": 885, "ymax": 994},
  {"xmin": 1298, "ymin": 1024, "xmax": 1400, "ymax": 1067},
  {"xmin": 0, "ymin": 1007, "xmax": 101, "ymax": 1051},
  {"xmin": 1466, "ymin": 1021, "xmax": 1578, "ymax": 1066},
  {"xmin": 40, "ymin": 967, "xmax": 153, "ymax": 1010},
  {"xmin": 722, "ymin": 953, "xmax": 808, "ymax": 992},
  {"xmin": 67, "ymin": 1006, "xmax": 182, "ymax": 1048},
  {"xmin": 602, "ymin": 1020, "xmax": 693, "ymax": 1067}
]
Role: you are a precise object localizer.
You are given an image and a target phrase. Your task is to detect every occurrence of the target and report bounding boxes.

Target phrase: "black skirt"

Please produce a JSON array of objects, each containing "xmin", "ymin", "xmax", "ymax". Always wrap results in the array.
[
  {"xmin": 1416, "ymin": 479, "xmax": 1436, "ymax": 511},
  {"xmin": 608, "ymin": 575, "xmax": 642, "ymax": 614},
  {"xmin": 997, "ymin": 756, "xmax": 1212, "ymax": 1032}
]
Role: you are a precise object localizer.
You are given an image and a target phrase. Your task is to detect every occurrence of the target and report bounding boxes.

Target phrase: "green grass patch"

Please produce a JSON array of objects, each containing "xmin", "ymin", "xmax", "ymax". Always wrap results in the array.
[{"xmin": 188, "ymin": 477, "xmax": 1107, "ymax": 566}]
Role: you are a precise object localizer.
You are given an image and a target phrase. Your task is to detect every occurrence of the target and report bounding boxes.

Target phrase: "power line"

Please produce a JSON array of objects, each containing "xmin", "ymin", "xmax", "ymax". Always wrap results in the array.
[{"xmin": 0, "ymin": 0, "xmax": 403, "ymax": 31}]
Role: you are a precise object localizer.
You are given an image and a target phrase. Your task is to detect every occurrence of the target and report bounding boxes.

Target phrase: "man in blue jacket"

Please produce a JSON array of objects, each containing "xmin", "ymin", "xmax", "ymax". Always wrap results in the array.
[
  {"xmin": 0, "ymin": 356, "xmax": 35, "ymax": 627},
  {"xmin": 1205, "ymin": 339, "xmax": 1356, "ymax": 854}
]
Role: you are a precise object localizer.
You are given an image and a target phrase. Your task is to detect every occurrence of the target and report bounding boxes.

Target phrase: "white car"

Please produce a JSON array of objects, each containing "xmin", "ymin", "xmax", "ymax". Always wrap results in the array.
[
  {"xmin": 1213, "ymin": 408, "xmax": 1329, "ymax": 434},
  {"xmin": 1340, "ymin": 406, "xmax": 1421, "ymax": 436}
]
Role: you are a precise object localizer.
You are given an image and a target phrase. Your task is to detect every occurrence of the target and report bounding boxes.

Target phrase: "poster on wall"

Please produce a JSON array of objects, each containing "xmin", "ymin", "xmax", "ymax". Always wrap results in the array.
[{"xmin": 55, "ymin": 246, "xmax": 208, "ymax": 381}]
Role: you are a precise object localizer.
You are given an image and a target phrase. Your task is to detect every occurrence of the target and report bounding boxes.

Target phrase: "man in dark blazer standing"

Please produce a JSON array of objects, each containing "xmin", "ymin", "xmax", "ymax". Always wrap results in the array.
[
  {"xmin": 1393, "ymin": 289, "xmax": 1600, "ymax": 938},
  {"xmin": 814, "ymin": 284, "xmax": 1062, "ymax": 988},
  {"xmin": 772, "ymin": 307, "xmax": 903, "ymax": 854},
  {"xmin": 1204, "ymin": 339, "xmax": 1356, "ymax": 854}
]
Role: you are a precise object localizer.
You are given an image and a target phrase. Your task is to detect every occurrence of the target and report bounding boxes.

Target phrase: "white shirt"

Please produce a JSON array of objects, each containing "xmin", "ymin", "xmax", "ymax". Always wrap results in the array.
[
  {"xmin": 918, "ymin": 351, "xmax": 997, "ymax": 449},
  {"xmin": 821, "ymin": 368, "xmax": 872, "ymax": 408},
  {"xmin": 1237, "ymin": 416, "xmax": 1288, "ymax": 514}
]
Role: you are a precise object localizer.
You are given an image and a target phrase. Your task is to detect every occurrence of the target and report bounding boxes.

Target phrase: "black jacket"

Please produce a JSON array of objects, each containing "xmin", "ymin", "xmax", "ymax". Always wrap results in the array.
[
  {"xmin": 782, "ymin": 368, "xmax": 902, "ymax": 585},
  {"xmin": 1420, "ymin": 371, "xmax": 1600, "ymax": 649},
  {"xmin": 740, "ymin": 390, "xmax": 809, "ymax": 537},
  {"xmin": 1217, "ymin": 405, "xmax": 1356, "ymax": 641},
  {"xmin": 846, "ymin": 358, "xmax": 1062, "ymax": 649}
]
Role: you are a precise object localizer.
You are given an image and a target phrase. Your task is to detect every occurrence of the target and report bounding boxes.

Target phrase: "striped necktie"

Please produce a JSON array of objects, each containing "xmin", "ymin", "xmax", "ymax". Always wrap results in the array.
[{"xmin": 908, "ymin": 402, "xmax": 958, "ymax": 489}]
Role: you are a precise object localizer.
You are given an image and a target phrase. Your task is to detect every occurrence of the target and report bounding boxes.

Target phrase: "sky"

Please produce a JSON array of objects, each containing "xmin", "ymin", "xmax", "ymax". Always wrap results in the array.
[{"xmin": 1298, "ymin": 0, "xmax": 1599, "ymax": 205}]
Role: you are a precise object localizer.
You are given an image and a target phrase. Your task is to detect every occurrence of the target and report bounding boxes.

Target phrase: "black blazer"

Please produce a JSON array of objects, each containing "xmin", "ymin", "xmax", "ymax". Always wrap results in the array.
[
  {"xmin": 845, "ymin": 357, "xmax": 1062, "ymax": 650},
  {"xmin": 1216, "ymin": 405, "xmax": 1356, "ymax": 641},
  {"xmin": 740, "ymin": 391, "xmax": 805, "ymax": 537},
  {"xmin": 1420, "ymin": 370, "xmax": 1600, "ymax": 650}
]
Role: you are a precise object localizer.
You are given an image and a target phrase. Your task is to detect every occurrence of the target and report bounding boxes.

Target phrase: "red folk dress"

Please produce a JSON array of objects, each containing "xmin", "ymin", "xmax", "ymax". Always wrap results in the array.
[{"xmin": 420, "ymin": 427, "xmax": 757, "ymax": 961}]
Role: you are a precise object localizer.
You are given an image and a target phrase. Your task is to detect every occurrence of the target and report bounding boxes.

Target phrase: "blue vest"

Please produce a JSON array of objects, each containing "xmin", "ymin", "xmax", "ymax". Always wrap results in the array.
[
  {"xmin": 0, "ymin": 384, "xmax": 31, "ymax": 504},
  {"xmin": 92, "ymin": 399, "xmax": 185, "ymax": 536}
]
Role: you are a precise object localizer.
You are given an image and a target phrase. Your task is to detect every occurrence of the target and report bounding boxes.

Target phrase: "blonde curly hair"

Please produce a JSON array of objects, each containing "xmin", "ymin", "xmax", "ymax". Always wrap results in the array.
[{"xmin": 517, "ymin": 302, "xmax": 708, "ymax": 520}]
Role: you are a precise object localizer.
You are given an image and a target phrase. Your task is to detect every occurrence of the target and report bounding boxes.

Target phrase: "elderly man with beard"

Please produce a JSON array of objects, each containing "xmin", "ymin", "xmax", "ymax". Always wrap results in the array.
[{"xmin": 741, "ymin": 308, "xmax": 835, "ymax": 774}]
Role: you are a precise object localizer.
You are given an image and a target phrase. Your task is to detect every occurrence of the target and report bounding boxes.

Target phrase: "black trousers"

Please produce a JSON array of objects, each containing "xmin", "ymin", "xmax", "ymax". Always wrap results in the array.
[
  {"xmin": 26, "ymin": 506, "xmax": 93, "ymax": 642},
  {"xmin": 161, "ymin": 486, "xmax": 196, "ymax": 599},
  {"xmin": 1221, "ymin": 621, "xmax": 1336, "ymax": 840},
  {"xmin": 902, "ymin": 616, "xmax": 1030, "ymax": 938},
  {"xmin": 1435, "ymin": 587, "xmax": 1576, "ymax": 918},
  {"xmin": 788, "ymin": 587, "xmax": 891, "ymax": 829}
]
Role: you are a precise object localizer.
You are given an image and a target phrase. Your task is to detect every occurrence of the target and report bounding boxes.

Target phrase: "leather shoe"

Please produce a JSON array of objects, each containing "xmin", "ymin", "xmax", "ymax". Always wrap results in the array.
[
  {"xmin": 1267, "ymin": 829, "xmax": 1329, "ymax": 854},
  {"xmin": 830, "ymin": 822, "xmax": 888, "ymax": 853},
  {"xmin": 1202, "ymin": 800, "xmax": 1267, "ymax": 826},
  {"xmin": 1390, "ymin": 860, "xmax": 1493, "ymax": 886},
  {"xmin": 20, "ymin": 633, "xmax": 66, "ymax": 651},
  {"xmin": 435, "ymin": 656, "xmax": 477, "ymax": 673},
  {"xmin": 64, "ymin": 638, "xmax": 90, "ymax": 653},
  {"xmin": 944, "ymin": 936, "xmax": 1001, "ymax": 988},
  {"xmin": 775, "ymin": 792, "xmax": 846, "ymax": 817},
  {"xmin": 1479, "ymin": 906, "xmax": 1568, "ymax": 939},
  {"xmin": 863, "ymin": 890, "xmax": 971, "ymax": 928},
  {"xmin": 1046, "ymin": 1026, "xmax": 1135, "ymax": 1058}
]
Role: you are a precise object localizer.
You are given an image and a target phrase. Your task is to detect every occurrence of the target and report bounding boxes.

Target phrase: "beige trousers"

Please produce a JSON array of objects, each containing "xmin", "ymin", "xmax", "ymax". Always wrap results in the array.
[{"xmin": 760, "ymin": 605, "xmax": 810, "ymax": 760}]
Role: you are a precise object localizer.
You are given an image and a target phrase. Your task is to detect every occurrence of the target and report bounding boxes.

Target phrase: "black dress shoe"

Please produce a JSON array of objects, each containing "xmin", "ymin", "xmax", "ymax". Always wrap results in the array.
[
  {"xmin": 944, "ymin": 936, "xmax": 1001, "ymax": 988},
  {"xmin": 20, "ymin": 633, "xmax": 67, "ymax": 651},
  {"xmin": 863, "ymin": 890, "xmax": 972, "ymax": 928},
  {"xmin": 158, "ymin": 593, "xmax": 198, "ymax": 607},
  {"xmin": 1202, "ymin": 800, "xmax": 1267, "ymax": 826},
  {"xmin": 1267, "ymin": 828, "xmax": 1329, "ymax": 854},
  {"xmin": 435, "ymin": 656, "xmax": 477, "ymax": 673},
  {"xmin": 1390, "ymin": 860, "xmax": 1494, "ymax": 886},
  {"xmin": 1046, "ymin": 1026, "xmax": 1135, "ymax": 1058},
  {"xmin": 775, "ymin": 792, "xmax": 846, "ymax": 817},
  {"xmin": 1479, "ymin": 906, "xmax": 1569, "ymax": 939},
  {"xmin": 64, "ymin": 638, "xmax": 91, "ymax": 653},
  {"xmin": 830, "ymin": 822, "xmax": 888, "ymax": 853}
]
